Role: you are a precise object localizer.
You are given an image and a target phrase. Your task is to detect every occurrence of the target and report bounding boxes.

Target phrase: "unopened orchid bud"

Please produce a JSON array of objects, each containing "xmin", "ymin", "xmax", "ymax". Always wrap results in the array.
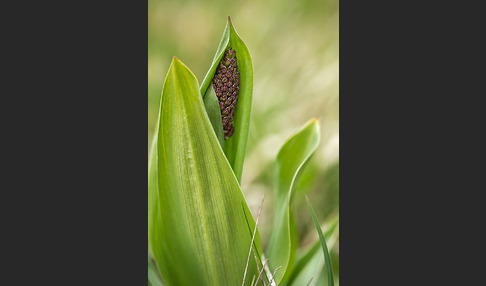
[{"xmin": 211, "ymin": 46, "xmax": 240, "ymax": 140}]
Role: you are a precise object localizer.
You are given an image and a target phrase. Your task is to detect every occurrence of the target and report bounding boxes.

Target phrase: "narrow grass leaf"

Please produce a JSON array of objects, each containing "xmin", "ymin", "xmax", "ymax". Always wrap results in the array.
[
  {"xmin": 305, "ymin": 197, "xmax": 334, "ymax": 286},
  {"xmin": 284, "ymin": 217, "xmax": 339, "ymax": 286},
  {"xmin": 266, "ymin": 119, "xmax": 321, "ymax": 284},
  {"xmin": 200, "ymin": 17, "xmax": 253, "ymax": 183},
  {"xmin": 148, "ymin": 57, "xmax": 261, "ymax": 286}
]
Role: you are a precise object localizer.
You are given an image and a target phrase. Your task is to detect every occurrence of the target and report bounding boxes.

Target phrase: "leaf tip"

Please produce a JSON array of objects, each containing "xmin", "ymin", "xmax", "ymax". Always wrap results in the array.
[
  {"xmin": 227, "ymin": 16, "xmax": 234, "ymax": 28},
  {"xmin": 308, "ymin": 117, "xmax": 320, "ymax": 127},
  {"xmin": 171, "ymin": 56, "xmax": 188, "ymax": 71},
  {"xmin": 306, "ymin": 117, "xmax": 321, "ymax": 132},
  {"xmin": 170, "ymin": 56, "xmax": 181, "ymax": 69}
]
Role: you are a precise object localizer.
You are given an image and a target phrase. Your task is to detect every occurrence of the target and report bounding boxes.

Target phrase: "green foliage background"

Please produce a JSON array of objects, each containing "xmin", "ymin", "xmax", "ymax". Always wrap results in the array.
[{"xmin": 148, "ymin": 0, "xmax": 339, "ymax": 283}]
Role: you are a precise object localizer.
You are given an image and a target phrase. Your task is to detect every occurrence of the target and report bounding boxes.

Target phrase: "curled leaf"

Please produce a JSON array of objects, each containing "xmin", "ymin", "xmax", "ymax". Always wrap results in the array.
[
  {"xmin": 201, "ymin": 17, "xmax": 253, "ymax": 183},
  {"xmin": 266, "ymin": 118, "xmax": 321, "ymax": 284},
  {"xmin": 203, "ymin": 85, "xmax": 224, "ymax": 146}
]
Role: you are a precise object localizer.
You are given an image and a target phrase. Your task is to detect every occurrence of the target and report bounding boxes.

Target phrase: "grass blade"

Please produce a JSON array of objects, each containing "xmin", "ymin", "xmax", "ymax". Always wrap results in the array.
[
  {"xmin": 284, "ymin": 216, "xmax": 338, "ymax": 286},
  {"xmin": 148, "ymin": 57, "xmax": 261, "ymax": 285},
  {"xmin": 305, "ymin": 196, "xmax": 334, "ymax": 286},
  {"xmin": 200, "ymin": 17, "xmax": 253, "ymax": 183},
  {"xmin": 266, "ymin": 119, "xmax": 321, "ymax": 284}
]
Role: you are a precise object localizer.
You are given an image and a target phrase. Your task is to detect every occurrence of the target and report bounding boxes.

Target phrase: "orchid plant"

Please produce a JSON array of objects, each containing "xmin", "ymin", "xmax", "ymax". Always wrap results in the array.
[{"xmin": 148, "ymin": 17, "xmax": 337, "ymax": 286}]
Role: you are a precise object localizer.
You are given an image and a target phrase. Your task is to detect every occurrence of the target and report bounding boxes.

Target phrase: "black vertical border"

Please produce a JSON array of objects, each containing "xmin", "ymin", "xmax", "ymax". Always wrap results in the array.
[
  {"xmin": 6, "ymin": 0, "xmax": 150, "ymax": 284},
  {"xmin": 340, "ymin": 1, "xmax": 485, "ymax": 285}
]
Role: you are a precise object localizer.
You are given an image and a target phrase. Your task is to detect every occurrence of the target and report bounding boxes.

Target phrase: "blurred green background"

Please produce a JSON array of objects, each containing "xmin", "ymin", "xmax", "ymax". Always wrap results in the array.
[{"xmin": 148, "ymin": 0, "xmax": 339, "ymax": 283}]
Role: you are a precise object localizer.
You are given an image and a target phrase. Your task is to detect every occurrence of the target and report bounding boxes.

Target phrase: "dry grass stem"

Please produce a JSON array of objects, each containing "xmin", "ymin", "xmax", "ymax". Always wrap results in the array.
[
  {"xmin": 242, "ymin": 195, "xmax": 265, "ymax": 286},
  {"xmin": 252, "ymin": 248, "xmax": 264, "ymax": 285},
  {"xmin": 268, "ymin": 265, "xmax": 282, "ymax": 285},
  {"xmin": 306, "ymin": 276, "xmax": 315, "ymax": 286},
  {"xmin": 250, "ymin": 275, "xmax": 256, "ymax": 286},
  {"xmin": 255, "ymin": 258, "xmax": 269, "ymax": 285}
]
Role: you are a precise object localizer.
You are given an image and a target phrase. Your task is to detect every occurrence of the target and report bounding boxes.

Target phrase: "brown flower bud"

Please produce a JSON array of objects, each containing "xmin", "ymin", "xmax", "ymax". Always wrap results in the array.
[{"xmin": 211, "ymin": 46, "xmax": 240, "ymax": 140}]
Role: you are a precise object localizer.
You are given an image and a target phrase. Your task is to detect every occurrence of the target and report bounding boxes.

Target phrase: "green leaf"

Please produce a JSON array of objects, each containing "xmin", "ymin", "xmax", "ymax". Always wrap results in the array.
[
  {"xmin": 284, "ymin": 217, "xmax": 339, "ymax": 286},
  {"xmin": 203, "ymin": 85, "xmax": 224, "ymax": 147},
  {"xmin": 305, "ymin": 197, "xmax": 335, "ymax": 286},
  {"xmin": 266, "ymin": 119, "xmax": 321, "ymax": 284},
  {"xmin": 148, "ymin": 257, "xmax": 164, "ymax": 286},
  {"xmin": 148, "ymin": 57, "xmax": 262, "ymax": 286},
  {"xmin": 200, "ymin": 17, "xmax": 253, "ymax": 183}
]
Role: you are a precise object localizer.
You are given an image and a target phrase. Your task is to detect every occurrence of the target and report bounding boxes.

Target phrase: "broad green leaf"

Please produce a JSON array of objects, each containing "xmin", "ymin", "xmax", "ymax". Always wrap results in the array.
[
  {"xmin": 200, "ymin": 17, "xmax": 253, "ymax": 183},
  {"xmin": 148, "ymin": 257, "xmax": 164, "ymax": 286},
  {"xmin": 266, "ymin": 119, "xmax": 321, "ymax": 284},
  {"xmin": 148, "ymin": 57, "xmax": 262, "ymax": 286},
  {"xmin": 285, "ymin": 217, "xmax": 339, "ymax": 286},
  {"xmin": 305, "ymin": 197, "xmax": 335, "ymax": 286}
]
